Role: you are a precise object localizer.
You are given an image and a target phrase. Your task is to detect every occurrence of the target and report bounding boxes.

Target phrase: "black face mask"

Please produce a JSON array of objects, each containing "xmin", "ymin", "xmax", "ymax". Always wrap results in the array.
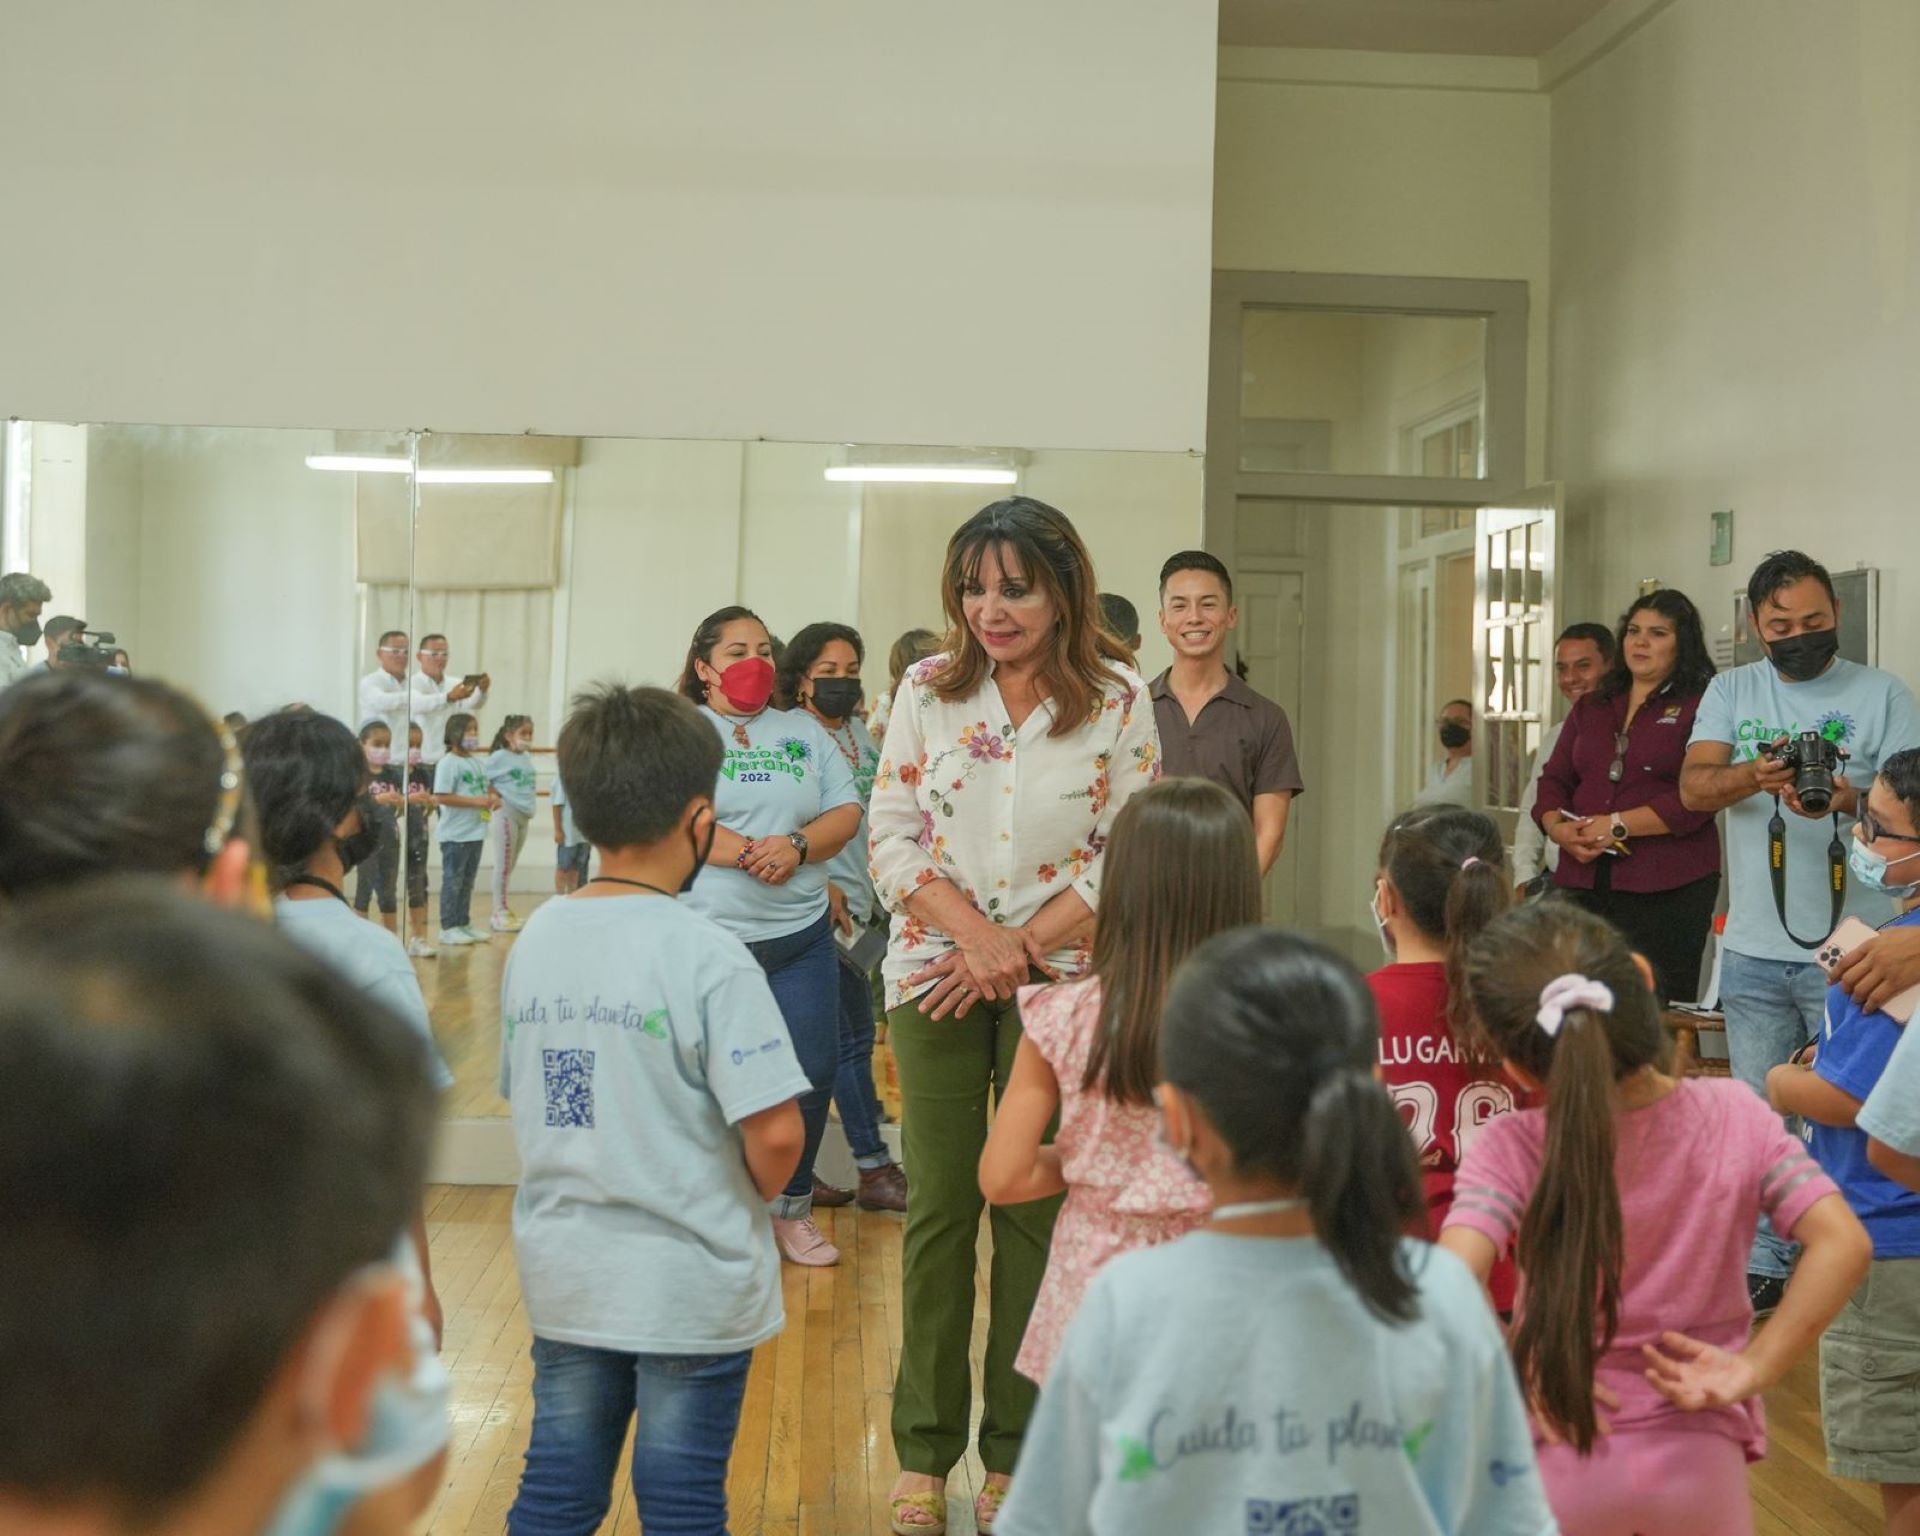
[
  {"xmin": 10, "ymin": 618, "xmax": 41, "ymax": 647},
  {"xmin": 337, "ymin": 798, "xmax": 383, "ymax": 874},
  {"xmin": 810, "ymin": 678, "xmax": 864, "ymax": 721},
  {"xmin": 682, "ymin": 808, "xmax": 718, "ymax": 895},
  {"xmin": 1767, "ymin": 628, "xmax": 1840, "ymax": 683},
  {"xmin": 1438, "ymin": 721, "xmax": 1472, "ymax": 750}
]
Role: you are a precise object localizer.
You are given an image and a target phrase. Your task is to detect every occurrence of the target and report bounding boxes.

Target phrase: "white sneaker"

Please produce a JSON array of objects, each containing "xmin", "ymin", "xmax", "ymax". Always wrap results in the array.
[
  {"xmin": 490, "ymin": 908, "xmax": 524, "ymax": 933},
  {"xmin": 406, "ymin": 936, "xmax": 439, "ymax": 959},
  {"xmin": 438, "ymin": 927, "xmax": 476, "ymax": 947},
  {"xmin": 461, "ymin": 925, "xmax": 494, "ymax": 943}
]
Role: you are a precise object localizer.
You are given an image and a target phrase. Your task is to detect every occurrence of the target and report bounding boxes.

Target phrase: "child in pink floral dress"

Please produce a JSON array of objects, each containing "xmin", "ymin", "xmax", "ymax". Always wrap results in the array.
[{"xmin": 979, "ymin": 777, "xmax": 1265, "ymax": 1384}]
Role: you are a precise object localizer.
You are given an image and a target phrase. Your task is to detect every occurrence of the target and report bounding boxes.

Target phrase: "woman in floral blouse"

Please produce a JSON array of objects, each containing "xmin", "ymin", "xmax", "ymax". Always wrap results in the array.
[{"xmin": 869, "ymin": 497, "xmax": 1161, "ymax": 1534}]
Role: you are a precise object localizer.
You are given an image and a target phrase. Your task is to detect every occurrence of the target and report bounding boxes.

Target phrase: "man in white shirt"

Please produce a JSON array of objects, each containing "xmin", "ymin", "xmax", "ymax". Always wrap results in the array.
[
  {"xmin": 1513, "ymin": 621, "xmax": 1618, "ymax": 894},
  {"xmin": 0, "ymin": 572, "xmax": 53, "ymax": 689},
  {"xmin": 413, "ymin": 633, "xmax": 488, "ymax": 764},
  {"xmin": 356, "ymin": 630, "xmax": 414, "ymax": 740}
]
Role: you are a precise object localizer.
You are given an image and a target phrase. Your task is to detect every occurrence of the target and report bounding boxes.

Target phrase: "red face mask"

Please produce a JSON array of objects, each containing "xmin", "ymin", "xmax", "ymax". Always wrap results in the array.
[{"xmin": 713, "ymin": 657, "xmax": 775, "ymax": 713}]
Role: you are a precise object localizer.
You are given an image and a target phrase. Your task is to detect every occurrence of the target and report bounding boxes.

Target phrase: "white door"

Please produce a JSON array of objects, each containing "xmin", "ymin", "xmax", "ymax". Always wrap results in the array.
[
  {"xmin": 1473, "ymin": 488, "xmax": 1562, "ymax": 844},
  {"xmin": 1238, "ymin": 566, "xmax": 1306, "ymax": 925}
]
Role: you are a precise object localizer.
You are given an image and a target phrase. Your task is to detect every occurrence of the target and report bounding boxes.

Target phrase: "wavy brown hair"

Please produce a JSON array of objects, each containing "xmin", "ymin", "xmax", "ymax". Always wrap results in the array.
[
  {"xmin": 1083, "ymin": 778, "xmax": 1263, "ymax": 1105},
  {"xmin": 928, "ymin": 498, "xmax": 1128, "ymax": 739},
  {"xmin": 1464, "ymin": 902, "xmax": 1670, "ymax": 1452}
]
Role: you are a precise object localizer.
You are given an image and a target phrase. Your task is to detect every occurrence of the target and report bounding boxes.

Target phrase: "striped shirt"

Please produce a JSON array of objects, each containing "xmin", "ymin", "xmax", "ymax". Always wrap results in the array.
[{"xmin": 1443, "ymin": 1076, "xmax": 1838, "ymax": 1460}]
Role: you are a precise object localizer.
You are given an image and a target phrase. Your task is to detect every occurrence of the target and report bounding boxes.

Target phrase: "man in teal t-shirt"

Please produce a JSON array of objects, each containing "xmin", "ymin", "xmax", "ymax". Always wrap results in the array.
[{"xmin": 1683, "ymin": 549, "xmax": 1920, "ymax": 1304}]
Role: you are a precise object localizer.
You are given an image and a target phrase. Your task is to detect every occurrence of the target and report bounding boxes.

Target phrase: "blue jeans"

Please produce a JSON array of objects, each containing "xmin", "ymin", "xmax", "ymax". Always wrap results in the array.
[
  {"xmin": 744, "ymin": 912, "xmax": 838, "ymax": 1217},
  {"xmin": 835, "ymin": 948, "xmax": 890, "ymax": 1168},
  {"xmin": 439, "ymin": 839, "xmax": 482, "ymax": 929},
  {"xmin": 1721, "ymin": 947, "xmax": 1830, "ymax": 1278},
  {"xmin": 508, "ymin": 1337, "xmax": 752, "ymax": 1536}
]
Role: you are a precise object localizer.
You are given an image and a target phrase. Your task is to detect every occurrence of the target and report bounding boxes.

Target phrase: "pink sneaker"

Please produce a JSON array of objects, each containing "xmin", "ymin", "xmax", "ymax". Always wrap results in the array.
[{"xmin": 772, "ymin": 1214, "xmax": 841, "ymax": 1267}]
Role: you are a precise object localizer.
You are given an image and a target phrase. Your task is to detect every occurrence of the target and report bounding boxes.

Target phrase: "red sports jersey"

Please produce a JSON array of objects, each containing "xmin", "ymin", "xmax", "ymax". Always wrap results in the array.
[{"xmin": 1367, "ymin": 960, "xmax": 1519, "ymax": 1311}]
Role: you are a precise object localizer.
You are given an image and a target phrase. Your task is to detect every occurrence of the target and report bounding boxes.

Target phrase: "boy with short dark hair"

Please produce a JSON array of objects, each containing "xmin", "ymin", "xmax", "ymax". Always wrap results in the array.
[
  {"xmin": 0, "ymin": 884, "xmax": 440, "ymax": 1536},
  {"xmin": 501, "ymin": 683, "xmax": 808, "ymax": 1534}
]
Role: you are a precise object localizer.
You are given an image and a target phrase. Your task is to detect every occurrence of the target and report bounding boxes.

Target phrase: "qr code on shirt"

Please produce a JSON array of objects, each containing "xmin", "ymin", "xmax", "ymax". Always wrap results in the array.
[
  {"xmin": 542, "ymin": 1049, "xmax": 595, "ymax": 1128},
  {"xmin": 1245, "ymin": 1495, "xmax": 1360, "ymax": 1535}
]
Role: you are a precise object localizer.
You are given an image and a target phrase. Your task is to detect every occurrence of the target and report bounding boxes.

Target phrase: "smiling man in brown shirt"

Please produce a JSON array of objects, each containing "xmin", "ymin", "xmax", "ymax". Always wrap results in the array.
[{"xmin": 1149, "ymin": 550, "xmax": 1304, "ymax": 874}]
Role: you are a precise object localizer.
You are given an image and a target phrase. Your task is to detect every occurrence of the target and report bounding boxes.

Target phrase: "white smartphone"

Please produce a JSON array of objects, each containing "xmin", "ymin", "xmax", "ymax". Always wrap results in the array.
[{"xmin": 1817, "ymin": 917, "xmax": 1920, "ymax": 1026}]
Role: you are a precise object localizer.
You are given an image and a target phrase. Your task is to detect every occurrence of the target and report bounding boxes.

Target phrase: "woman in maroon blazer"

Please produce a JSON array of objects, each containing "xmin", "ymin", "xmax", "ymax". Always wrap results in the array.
[{"xmin": 1534, "ymin": 588, "xmax": 1721, "ymax": 1002}]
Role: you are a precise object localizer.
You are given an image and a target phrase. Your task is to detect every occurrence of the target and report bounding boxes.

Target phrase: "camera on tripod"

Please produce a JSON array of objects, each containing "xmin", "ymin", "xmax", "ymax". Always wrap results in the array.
[
  {"xmin": 1758, "ymin": 730, "xmax": 1846, "ymax": 814},
  {"xmin": 56, "ymin": 629, "xmax": 121, "ymax": 671}
]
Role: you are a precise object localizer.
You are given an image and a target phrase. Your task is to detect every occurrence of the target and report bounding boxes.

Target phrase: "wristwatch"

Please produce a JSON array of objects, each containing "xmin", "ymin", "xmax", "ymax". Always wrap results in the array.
[
  {"xmin": 786, "ymin": 831, "xmax": 810, "ymax": 864},
  {"xmin": 1609, "ymin": 816, "xmax": 1629, "ymax": 843}
]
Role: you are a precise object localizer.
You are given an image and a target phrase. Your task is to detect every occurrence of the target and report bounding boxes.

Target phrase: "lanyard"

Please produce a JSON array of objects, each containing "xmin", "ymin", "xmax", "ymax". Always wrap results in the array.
[
  {"xmin": 1767, "ymin": 799, "xmax": 1847, "ymax": 951},
  {"xmin": 284, "ymin": 874, "xmax": 348, "ymax": 905},
  {"xmin": 584, "ymin": 877, "xmax": 673, "ymax": 898},
  {"xmin": 1213, "ymin": 1198, "xmax": 1308, "ymax": 1222}
]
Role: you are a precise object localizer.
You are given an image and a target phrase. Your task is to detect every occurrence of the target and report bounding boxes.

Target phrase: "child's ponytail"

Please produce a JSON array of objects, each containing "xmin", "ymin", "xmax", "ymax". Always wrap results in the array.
[
  {"xmin": 1162, "ymin": 927, "xmax": 1426, "ymax": 1324},
  {"xmin": 1302, "ymin": 1065, "xmax": 1424, "ymax": 1322},
  {"xmin": 1464, "ymin": 903, "xmax": 1669, "ymax": 1452},
  {"xmin": 1376, "ymin": 807, "xmax": 1510, "ymax": 1041}
]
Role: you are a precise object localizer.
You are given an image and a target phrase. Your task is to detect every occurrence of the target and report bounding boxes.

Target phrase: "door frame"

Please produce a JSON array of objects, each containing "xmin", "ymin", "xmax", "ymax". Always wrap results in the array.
[{"xmin": 1235, "ymin": 546, "xmax": 1312, "ymax": 925}]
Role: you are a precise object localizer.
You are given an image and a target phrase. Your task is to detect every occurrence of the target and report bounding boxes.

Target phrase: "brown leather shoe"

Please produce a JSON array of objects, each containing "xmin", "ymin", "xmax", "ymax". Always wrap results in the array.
[
  {"xmin": 811, "ymin": 1175, "xmax": 854, "ymax": 1208},
  {"xmin": 856, "ymin": 1161, "xmax": 909, "ymax": 1213}
]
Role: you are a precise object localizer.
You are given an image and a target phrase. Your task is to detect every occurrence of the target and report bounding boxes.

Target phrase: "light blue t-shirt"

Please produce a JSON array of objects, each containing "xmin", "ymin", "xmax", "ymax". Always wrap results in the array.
[
  {"xmin": 500, "ymin": 894, "xmax": 811, "ymax": 1353},
  {"xmin": 819, "ymin": 714, "xmax": 881, "ymax": 928},
  {"xmin": 550, "ymin": 771, "xmax": 583, "ymax": 847},
  {"xmin": 1857, "ymin": 911, "xmax": 1920, "ymax": 1162},
  {"xmin": 274, "ymin": 894, "xmax": 454, "ymax": 1091},
  {"xmin": 1690, "ymin": 657, "xmax": 1920, "ymax": 962},
  {"xmin": 485, "ymin": 746, "xmax": 538, "ymax": 818},
  {"xmin": 681, "ymin": 706, "xmax": 861, "ymax": 944},
  {"xmin": 998, "ymin": 1235, "xmax": 1556, "ymax": 1536},
  {"xmin": 433, "ymin": 753, "xmax": 491, "ymax": 844}
]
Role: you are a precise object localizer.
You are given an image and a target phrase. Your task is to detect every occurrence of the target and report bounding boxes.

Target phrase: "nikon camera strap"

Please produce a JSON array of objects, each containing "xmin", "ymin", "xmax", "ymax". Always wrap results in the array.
[{"xmin": 1768, "ymin": 798, "xmax": 1847, "ymax": 951}]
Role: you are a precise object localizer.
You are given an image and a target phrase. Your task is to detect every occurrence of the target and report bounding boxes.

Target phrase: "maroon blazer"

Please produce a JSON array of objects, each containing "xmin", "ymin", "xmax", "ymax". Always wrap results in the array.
[{"xmin": 1533, "ymin": 684, "xmax": 1721, "ymax": 893}]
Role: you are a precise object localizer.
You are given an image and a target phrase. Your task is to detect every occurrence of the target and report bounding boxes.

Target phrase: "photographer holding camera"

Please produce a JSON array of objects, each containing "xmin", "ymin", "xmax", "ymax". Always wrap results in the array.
[
  {"xmin": 0, "ymin": 572, "xmax": 53, "ymax": 688},
  {"xmin": 1682, "ymin": 549, "xmax": 1920, "ymax": 1311}
]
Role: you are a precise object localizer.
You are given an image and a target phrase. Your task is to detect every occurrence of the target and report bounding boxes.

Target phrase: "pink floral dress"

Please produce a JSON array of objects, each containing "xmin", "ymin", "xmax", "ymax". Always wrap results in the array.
[{"xmin": 1014, "ymin": 975, "xmax": 1212, "ymax": 1385}]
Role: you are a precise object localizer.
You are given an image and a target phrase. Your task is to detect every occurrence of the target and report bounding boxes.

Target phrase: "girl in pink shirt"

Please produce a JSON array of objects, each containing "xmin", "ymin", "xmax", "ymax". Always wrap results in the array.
[
  {"xmin": 979, "ymin": 777, "xmax": 1260, "ymax": 1385},
  {"xmin": 1440, "ymin": 902, "xmax": 1870, "ymax": 1536}
]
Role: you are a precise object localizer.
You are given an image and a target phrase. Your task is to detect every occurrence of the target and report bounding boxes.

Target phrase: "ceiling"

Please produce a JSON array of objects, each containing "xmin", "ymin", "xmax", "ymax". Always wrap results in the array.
[{"xmin": 1219, "ymin": 0, "xmax": 1614, "ymax": 57}]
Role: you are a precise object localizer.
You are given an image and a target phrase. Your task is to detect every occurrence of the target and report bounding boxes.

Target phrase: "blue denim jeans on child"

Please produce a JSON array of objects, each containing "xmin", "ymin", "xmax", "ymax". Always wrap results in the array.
[
  {"xmin": 439, "ymin": 840, "xmax": 483, "ymax": 931},
  {"xmin": 835, "ymin": 948, "xmax": 890, "ymax": 1169},
  {"xmin": 743, "ymin": 912, "xmax": 839, "ymax": 1218},
  {"xmin": 507, "ymin": 1338, "xmax": 752, "ymax": 1536},
  {"xmin": 1720, "ymin": 947, "xmax": 1831, "ymax": 1279}
]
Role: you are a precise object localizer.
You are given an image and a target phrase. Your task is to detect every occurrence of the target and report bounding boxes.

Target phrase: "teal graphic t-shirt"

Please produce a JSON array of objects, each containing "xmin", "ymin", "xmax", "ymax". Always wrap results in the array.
[
  {"xmin": 433, "ymin": 753, "xmax": 492, "ymax": 844},
  {"xmin": 682, "ymin": 707, "xmax": 861, "ymax": 944},
  {"xmin": 997, "ymin": 1235, "xmax": 1553, "ymax": 1536},
  {"xmin": 1690, "ymin": 657, "xmax": 1920, "ymax": 961},
  {"xmin": 500, "ymin": 894, "xmax": 810, "ymax": 1353},
  {"xmin": 485, "ymin": 747, "xmax": 538, "ymax": 818},
  {"xmin": 820, "ymin": 715, "xmax": 881, "ymax": 928}
]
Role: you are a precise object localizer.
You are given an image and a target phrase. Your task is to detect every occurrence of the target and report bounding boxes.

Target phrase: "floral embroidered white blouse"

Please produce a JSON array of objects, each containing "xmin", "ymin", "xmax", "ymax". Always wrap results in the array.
[{"xmin": 868, "ymin": 654, "xmax": 1162, "ymax": 1007}]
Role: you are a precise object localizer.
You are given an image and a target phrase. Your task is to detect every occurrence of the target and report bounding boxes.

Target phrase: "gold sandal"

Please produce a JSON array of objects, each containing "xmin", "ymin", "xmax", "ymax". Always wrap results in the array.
[
  {"xmin": 975, "ymin": 1481, "xmax": 1010, "ymax": 1534},
  {"xmin": 889, "ymin": 1490, "xmax": 948, "ymax": 1535}
]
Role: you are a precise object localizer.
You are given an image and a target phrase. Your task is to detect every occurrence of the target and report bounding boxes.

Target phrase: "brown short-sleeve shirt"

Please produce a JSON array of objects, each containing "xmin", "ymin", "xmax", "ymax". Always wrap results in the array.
[{"xmin": 1149, "ymin": 670, "xmax": 1305, "ymax": 814}]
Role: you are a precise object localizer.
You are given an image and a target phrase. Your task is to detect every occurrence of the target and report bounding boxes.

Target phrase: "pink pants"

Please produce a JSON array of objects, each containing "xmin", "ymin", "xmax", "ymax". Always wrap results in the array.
[{"xmin": 1538, "ymin": 1431, "xmax": 1751, "ymax": 1536}]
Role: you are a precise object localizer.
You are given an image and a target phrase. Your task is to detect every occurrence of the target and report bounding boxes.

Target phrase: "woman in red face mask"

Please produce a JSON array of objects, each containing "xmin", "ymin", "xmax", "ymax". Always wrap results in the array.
[{"xmin": 676, "ymin": 606, "xmax": 866, "ymax": 1266}]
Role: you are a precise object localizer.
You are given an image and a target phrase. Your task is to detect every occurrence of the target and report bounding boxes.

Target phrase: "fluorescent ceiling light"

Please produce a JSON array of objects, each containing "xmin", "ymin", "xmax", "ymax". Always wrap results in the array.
[
  {"xmin": 415, "ymin": 468, "xmax": 555, "ymax": 485},
  {"xmin": 825, "ymin": 465, "xmax": 1018, "ymax": 485},
  {"xmin": 306, "ymin": 454, "xmax": 411, "ymax": 474}
]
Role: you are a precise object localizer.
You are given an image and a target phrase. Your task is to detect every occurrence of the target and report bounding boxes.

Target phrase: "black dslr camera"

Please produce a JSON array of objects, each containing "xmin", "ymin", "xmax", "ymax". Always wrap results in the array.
[
  {"xmin": 1758, "ymin": 731, "xmax": 1846, "ymax": 814},
  {"xmin": 57, "ymin": 629, "xmax": 121, "ymax": 671}
]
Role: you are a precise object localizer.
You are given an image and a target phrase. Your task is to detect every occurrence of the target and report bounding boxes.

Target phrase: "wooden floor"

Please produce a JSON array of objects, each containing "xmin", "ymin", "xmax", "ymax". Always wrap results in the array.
[{"xmin": 419, "ymin": 1184, "xmax": 1884, "ymax": 1536}]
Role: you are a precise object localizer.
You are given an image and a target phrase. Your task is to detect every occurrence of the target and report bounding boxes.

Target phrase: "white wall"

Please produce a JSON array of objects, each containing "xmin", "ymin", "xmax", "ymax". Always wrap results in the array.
[
  {"xmin": 0, "ymin": 2, "xmax": 1216, "ymax": 455},
  {"xmin": 1549, "ymin": 0, "xmax": 1920, "ymax": 688}
]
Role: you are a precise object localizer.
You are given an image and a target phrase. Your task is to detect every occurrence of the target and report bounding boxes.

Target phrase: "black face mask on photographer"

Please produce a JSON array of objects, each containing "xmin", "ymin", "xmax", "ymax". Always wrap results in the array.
[
  {"xmin": 1766, "ymin": 628, "xmax": 1840, "ymax": 683},
  {"xmin": 1438, "ymin": 719, "xmax": 1472, "ymax": 751},
  {"xmin": 810, "ymin": 678, "xmax": 864, "ymax": 722}
]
